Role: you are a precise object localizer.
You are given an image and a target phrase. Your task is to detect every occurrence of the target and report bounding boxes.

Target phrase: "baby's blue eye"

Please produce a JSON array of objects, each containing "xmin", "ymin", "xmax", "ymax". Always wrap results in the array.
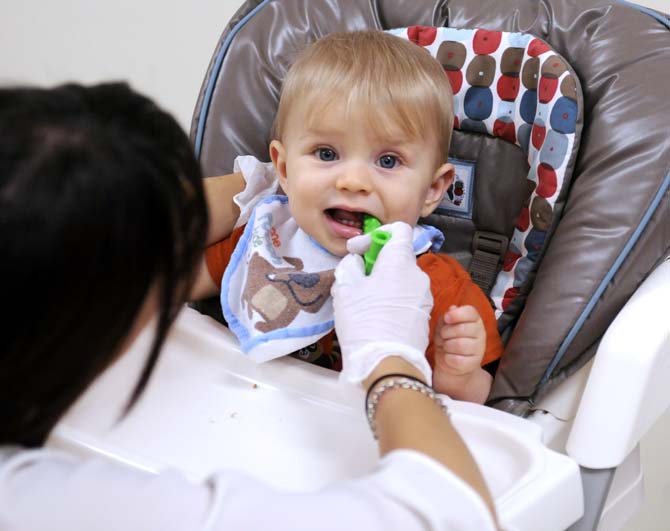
[
  {"xmin": 379, "ymin": 155, "xmax": 398, "ymax": 169},
  {"xmin": 317, "ymin": 148, "xmax": 337, "ymax": 161}
]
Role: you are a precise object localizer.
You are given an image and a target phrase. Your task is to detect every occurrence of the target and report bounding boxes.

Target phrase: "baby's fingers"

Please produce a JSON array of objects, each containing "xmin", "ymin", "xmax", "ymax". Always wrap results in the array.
[
  {"xmin": 444, "ymin": 304, "xmax": 481, "ymax": 325},
  {"xmin": 437, "ymin": 321, "xmax": 481, "ymax": 340},
  {"xmin": 443, "ymin": 337, "xmax": 479, "ymax": 358},
  {"xmin": 438, "ymin": 350, "xmax": 480, "ymax": 375}
]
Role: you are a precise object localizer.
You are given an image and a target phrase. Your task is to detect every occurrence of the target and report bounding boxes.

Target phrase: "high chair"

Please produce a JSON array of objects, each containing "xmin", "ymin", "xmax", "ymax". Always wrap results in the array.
[{"xmin": 51, "ymin": 1, "xmax": 670, "ymax": 529}]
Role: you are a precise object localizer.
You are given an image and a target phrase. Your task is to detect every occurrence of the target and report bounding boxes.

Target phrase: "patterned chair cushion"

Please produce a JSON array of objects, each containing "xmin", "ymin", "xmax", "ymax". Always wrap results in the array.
[{"xmin": 390, "ymin": 26, "xmax": 581, "ymax": 317}]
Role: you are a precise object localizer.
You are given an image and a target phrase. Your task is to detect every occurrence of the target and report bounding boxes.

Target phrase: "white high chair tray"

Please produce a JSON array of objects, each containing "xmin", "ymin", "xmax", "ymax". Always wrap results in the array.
[{"xmin": 51, "ymin": 308, "xmax": 583, "ymax": 531}]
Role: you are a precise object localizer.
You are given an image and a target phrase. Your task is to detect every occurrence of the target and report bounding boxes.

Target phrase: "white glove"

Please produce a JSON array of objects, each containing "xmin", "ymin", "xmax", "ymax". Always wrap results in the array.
[
  {"xmin": 332, "ymin": 222, "xmax": 434, "ymax": 385},
  {"xmin": 232, "ymin": 155, "xmax": 279, "ymax": 228}
]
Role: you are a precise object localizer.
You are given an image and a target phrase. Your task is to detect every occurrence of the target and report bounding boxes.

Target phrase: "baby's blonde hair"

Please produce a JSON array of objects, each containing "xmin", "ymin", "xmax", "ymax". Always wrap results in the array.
[{"xmin": 272, "ymin": 30, "xmax": 454, "ymax": 164}]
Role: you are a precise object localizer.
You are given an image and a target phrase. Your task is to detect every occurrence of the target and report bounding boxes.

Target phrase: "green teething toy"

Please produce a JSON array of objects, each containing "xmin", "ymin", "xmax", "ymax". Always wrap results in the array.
[{"xmin": 362, "ymin": 215, "xmax": 391, "ymax": 275}]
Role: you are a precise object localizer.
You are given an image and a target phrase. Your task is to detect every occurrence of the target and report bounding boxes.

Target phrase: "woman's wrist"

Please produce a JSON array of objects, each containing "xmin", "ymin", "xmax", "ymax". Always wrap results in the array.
[
  {"xmin": 371, "ymin": 377, "xmax": 450, "ymax": 456},
  {"xmin": 366, "ymin": 374, "xmax": 447, "ymax": 439},
  {"xmin": 362, "ymin": 356, "xmax": 428, "ymax": 390}
]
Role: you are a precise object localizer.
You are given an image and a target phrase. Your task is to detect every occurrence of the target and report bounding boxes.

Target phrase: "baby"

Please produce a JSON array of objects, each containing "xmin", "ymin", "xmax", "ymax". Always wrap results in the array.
[{"xmin": 195, "ymin": 30, "xmax": 503, "ymax": 403}]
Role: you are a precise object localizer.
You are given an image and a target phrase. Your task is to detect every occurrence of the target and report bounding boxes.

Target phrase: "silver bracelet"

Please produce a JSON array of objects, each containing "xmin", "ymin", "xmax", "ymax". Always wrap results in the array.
[{"xmin": 366, "ymin": 376, "xmax": 449, "ymax": 440}]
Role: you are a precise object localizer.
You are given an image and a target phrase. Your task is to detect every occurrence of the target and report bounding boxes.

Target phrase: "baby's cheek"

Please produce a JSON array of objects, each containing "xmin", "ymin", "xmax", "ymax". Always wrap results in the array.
[{"xmin": 390, "ymin": 209, "xmax": 422, "ymax": 227}]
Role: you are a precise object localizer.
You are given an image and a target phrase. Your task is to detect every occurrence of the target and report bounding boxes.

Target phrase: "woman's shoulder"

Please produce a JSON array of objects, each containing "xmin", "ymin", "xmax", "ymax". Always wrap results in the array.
[{"xmin": 0, "ymin": 446, "xmax": 208, "ymax": 530}]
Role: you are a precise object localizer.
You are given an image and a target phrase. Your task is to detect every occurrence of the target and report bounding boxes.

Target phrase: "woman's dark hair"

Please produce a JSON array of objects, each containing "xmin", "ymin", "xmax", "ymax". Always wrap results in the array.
[{"xmin": 0, "ymin": 83, "xmax": 208, "ymax": 447}]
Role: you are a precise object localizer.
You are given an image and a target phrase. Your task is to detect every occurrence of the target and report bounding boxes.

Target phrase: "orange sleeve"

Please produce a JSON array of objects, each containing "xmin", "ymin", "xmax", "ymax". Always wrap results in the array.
[
  {"xmin": 417, "ymin": 252, "xmax": 504, "ymax": 368},
  {"xmin": 204, "ymin": 225, "xmax": 247, "ymax": 290}
]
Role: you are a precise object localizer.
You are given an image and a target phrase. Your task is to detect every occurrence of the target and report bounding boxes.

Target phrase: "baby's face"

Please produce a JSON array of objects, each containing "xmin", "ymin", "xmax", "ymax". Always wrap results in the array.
[{"xmin": 270, "ymin": 101, "xmax": 452, "ymax": 256}]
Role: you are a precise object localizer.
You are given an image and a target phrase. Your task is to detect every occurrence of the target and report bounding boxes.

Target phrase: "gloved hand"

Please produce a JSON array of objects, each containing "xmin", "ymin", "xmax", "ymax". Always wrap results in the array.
[
  {"xmin": 332, "ymin": 222, "xmax": 434, "ymax": 385},
  {"xmin": 232, "ymin": 155, "xmax": 279, "ymax": 228}
]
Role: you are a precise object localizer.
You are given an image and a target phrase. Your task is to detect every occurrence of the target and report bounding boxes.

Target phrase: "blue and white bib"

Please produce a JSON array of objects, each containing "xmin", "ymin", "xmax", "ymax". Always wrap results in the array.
[{"xmin": 222, "ymin": 195, "xmax": 444, "ymax": 362}]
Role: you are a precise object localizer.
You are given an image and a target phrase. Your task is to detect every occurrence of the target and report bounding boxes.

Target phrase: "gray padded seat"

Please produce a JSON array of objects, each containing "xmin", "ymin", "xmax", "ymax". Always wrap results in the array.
[{"xmin": 191, "ymin": 0, "xmax": 670, "ymax": 414}]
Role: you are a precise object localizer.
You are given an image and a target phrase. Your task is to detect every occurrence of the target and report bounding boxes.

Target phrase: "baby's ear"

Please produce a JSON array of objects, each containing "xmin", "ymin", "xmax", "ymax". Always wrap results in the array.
[
  {"xmin": 269, "ymin": 140, "xmax": 288, "ymax": 191},
  {"xmin": 421, "ymin": 162, "xmax": 454, "ymax": 217}
]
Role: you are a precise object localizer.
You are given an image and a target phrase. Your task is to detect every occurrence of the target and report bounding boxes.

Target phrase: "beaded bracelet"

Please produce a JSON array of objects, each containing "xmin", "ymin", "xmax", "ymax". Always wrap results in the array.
[{"xmin": 365, "ymin": 373, "xmax": 448, "ymax": 440}]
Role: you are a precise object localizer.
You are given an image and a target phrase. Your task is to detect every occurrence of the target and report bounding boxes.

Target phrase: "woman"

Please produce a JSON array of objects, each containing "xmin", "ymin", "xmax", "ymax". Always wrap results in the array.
[{"xmin": 0, "ymin": 83, "xmax": 496, "ymax": 530}]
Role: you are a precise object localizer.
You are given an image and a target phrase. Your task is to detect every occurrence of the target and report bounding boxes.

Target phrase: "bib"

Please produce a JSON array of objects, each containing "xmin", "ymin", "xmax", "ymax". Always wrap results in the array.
[{"xmin": 222, "ymin": 195, "xmax": 444, "ymax": 362}]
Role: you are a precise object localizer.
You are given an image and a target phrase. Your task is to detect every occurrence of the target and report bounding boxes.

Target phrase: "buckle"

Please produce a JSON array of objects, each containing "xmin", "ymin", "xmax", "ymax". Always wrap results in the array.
[{"xmin": 472, "ymin": 231, "xmax": 509, "ymax": 262}]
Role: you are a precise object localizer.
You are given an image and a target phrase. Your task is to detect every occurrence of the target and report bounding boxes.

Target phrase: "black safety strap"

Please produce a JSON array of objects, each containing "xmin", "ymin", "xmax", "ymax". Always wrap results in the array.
[{"xmin": 469, "ymin": 231, "xmax": 509, "ymax": 294}]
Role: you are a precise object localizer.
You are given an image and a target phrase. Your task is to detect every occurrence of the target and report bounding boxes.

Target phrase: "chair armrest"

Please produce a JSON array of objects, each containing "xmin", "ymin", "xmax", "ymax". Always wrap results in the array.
[{"xmin": 566, "ymin": 258, "xmax": 670, "ymax": 468}]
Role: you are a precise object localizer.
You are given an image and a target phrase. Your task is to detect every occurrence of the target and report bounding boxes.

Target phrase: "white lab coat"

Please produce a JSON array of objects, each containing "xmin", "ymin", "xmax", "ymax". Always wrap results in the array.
[{"xmin": 0, "ymin": 446, "xmax": 496, "ymax": 530}]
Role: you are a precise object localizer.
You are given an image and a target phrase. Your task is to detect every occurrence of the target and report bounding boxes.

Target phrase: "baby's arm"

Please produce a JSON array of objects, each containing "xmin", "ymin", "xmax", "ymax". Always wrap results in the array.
[
  {"xmin": 204, "ymin": 173, "xmax": 245, "ymax": 245},
  {"xmin": 432, "ymin": 305, "xmax": 493, "ymax": 403},
  {"xmin": 190, "ymin": 158, "xmax": 280, "ymax": 300},
  {"xmin": 190, "ymin": 173, "xmax": 244, "ymax": 300}
]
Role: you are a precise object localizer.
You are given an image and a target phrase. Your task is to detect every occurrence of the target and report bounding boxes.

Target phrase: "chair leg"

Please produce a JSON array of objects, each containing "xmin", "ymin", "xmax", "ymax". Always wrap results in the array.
[{"xmin": 568, "ymin": 467, "xmax": 615, "ymax": 531}]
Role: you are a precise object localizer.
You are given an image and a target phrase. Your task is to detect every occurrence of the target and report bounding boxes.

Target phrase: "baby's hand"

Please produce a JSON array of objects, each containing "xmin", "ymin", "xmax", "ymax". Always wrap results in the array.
[
  {"xmin": 432, "ymin": 305, "xmax": 491, "ymax": 402},
  {"xmin": 434, "ymin": 305, "xmax": 486, "ymax": 374}
]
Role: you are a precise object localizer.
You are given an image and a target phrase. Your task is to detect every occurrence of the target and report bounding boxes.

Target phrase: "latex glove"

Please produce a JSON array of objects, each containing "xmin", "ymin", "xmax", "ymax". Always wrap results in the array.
[
  {"xmin": 232, "ymin": 155, "xmax": 279, "ymax": 228},
  {"xmin": 333, "ymin": 222, "xmax": 434, "ymax": 385}
]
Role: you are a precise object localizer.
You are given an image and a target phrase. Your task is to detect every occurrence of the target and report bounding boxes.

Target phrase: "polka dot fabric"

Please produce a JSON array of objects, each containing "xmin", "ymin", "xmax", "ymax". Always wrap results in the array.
[{"xmin": 389, "ymin": 26, "xmax": 580, "ymax": 317}]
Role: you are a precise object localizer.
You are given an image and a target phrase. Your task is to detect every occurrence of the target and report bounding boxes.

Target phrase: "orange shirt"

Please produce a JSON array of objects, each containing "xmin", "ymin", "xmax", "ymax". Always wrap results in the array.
[
  {"xmin": 206, "ymin": 226, "xmax": 503, "ymax": 369},
  {"xmin": 416, "ymin": 252, "xmax": 503, "ymax": 367}
]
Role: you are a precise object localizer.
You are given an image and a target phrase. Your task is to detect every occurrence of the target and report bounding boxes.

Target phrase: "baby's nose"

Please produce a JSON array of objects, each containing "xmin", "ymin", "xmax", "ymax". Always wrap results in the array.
[{"xmin": 336, "ymin": 162, "xmax": 372, "ymax": 192}]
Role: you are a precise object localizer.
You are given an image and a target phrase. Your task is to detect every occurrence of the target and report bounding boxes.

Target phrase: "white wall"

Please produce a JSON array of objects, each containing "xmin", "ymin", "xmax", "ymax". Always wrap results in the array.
[
  {"xmin": 638, "ymin": 0, "xmax": 668, "ymax": 10},
  {"xmin": 1, "ymin": 0, "xmax": 666, "ymax": 131},
  {"xmin": 0, "ymin": 0, "xmax": 245, "ymax": 132}
]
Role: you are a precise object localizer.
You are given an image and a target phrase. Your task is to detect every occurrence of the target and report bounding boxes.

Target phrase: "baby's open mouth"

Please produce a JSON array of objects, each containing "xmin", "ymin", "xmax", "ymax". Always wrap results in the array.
[{"xmin": 326, "ymin": 208, "xmax": 364, "ymax": 229}]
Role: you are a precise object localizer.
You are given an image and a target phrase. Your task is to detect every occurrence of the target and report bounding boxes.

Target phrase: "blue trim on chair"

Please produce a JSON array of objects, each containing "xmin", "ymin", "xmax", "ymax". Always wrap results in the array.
[
  {"xmin": 617, "ymin": 0, "xmax": 670, "ymax": 29},
  {"xmin": 194, "ymin": 0, "xmax": 273, "ymax": 158},
  {"xmin": 541, "ymin": 172, "xmax": 670, "ymax": 384}
]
